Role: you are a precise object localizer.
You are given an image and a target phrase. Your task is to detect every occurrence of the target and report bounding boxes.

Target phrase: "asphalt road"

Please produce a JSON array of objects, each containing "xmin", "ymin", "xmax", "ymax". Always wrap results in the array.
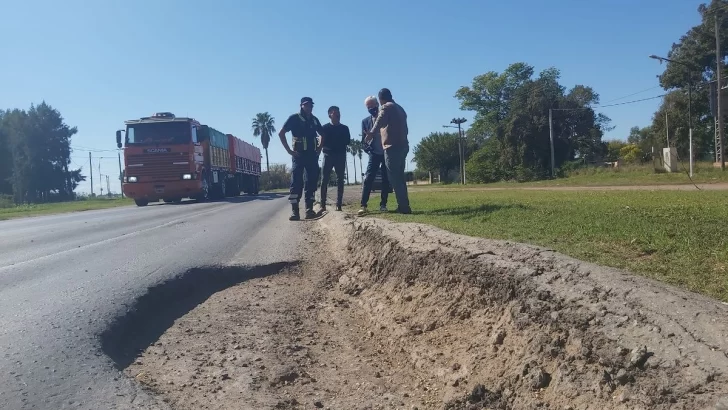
[{"xmin": 0, "ymin": 193, "xmax": 300, "ymax": 410}]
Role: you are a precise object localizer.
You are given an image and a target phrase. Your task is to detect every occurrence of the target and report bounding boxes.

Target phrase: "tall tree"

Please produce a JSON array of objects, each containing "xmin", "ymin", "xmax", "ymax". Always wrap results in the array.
[
  {"xmin": 0, "ymin": 110, "xmax": 13, "ymax": 195},
  {"xmin": 0, "ymin": 103, "xmax": 84, "ymax": 203},
  {"xmin": 412, "ymin": 132, "xmax": 461, "ymax": 180},
  {"xmin": 251, "ymin": 112, "xmax": 275, "ymax": 172},
  {"xmin": 456, "ymin": 63, "xmax": 610, "ymax": 182},
  {"xmin": 655, "ymin": 0, "xmax": 728, "ymax": 161},
  {"xmin": 347, "ymin": 142, "xmax": 360, "ymax": 184}
]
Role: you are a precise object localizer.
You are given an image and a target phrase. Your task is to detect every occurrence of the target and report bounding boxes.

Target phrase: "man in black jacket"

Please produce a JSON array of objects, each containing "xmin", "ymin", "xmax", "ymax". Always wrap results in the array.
[
  {"xmin": 319, "ymin": 106, "xmax": 351, "ymax": 212},
  {"xmin": 358, "ymin": 96, "xmax": 389, "ymax": 215}
]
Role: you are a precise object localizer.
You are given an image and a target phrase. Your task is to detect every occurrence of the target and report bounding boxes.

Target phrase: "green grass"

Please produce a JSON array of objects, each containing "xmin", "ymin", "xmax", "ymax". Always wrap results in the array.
[
  {"xmin": 412, "ymin": 162, "xmax": 728, "ymax": 189},
  {"xmin": 0, "ymin": 198, "xmax": 133, "ymax": 221},
  {"xmin": 366, "ymin": 189, "xmax": 728, "ymax": 302}
]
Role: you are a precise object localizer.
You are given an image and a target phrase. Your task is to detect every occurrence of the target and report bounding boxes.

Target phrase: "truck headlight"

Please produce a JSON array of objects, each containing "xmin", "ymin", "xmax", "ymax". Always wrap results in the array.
[
  {"xmin": 182, "ymin": 174, "xmax": 192, "ymax": 180},
  {"xmin": 127, "ymin": 176, "xmax": 138, "ymax": 183}
]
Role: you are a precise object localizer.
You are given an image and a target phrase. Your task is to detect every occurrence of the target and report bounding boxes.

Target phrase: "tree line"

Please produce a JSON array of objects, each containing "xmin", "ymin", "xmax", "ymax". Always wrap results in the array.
[
  {"xmin": 414, "ymin": 0, "xmax": 728, "ymax": 183},
  {"xmin": 626, "ymin": 0, "xmax": 728, "ymax": 163},
  {"xmin": 0, "ymin": 102, "xmax": 84, "ymax": 204}
]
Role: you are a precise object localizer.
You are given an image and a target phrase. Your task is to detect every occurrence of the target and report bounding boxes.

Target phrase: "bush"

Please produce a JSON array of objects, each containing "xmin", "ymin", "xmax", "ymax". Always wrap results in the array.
[
  {"xmin": 0, "ymin": 194, "xmax": 14, "ymax": 209},
  {"xmin": 260, "ymin": 164, "xmax": 291, "ymax": 191}
]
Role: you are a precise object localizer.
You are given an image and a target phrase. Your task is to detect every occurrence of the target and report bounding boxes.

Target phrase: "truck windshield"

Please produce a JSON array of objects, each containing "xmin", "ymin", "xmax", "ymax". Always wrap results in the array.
[{"xmin": 126, "ymin": 122, "xmax": 191, "ymax": 145}]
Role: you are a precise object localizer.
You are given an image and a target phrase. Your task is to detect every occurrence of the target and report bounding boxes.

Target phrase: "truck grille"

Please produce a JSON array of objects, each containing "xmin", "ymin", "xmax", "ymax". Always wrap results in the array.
[{"xmin": 126, "ymin": 152, "xmax": 191, "ymax": 181}]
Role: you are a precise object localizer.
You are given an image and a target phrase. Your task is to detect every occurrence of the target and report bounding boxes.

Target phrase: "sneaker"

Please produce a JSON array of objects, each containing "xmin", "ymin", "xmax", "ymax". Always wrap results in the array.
[
  {"xmin": 335, "ymin": 205, "xmax": 342, "ymax": 211},
  {"xmin": 320, "ymin": 204, "xmax": 327, "ymax": 212},
  {"xmin": 305, "ymin": 209, "xmax": 317, "ymax": 219},
  {"xmin": 396, "ymin": 206, "xmax": 412, "ymax": 214},
  {"xmin": 289, "ymin": 209, "xmax": 300, "ymax": 221},
  {"xmin": 357, "ymin": 206, "xmax": 367, "ymax": 216},
  {"xmin": 380, "ymin": 205, "xmax": 388, "ymax": 212}
]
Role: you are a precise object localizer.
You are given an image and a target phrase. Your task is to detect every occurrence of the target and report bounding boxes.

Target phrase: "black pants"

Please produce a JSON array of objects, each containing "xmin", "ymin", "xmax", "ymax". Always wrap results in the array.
[
  {"xmin": 360, "ymin": 152, "xmax": 389, "ymax": 207},
  {"xmin": 320, "ymin": 152, "xmax": 346, "ymax": 207},
  {"xmin": 289, "ymin": 152, "xmax": 319, "ymax": 209}
]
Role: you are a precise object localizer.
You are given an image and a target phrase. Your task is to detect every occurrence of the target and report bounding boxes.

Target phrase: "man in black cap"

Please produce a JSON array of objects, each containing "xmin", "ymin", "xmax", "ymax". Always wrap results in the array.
[{"xmin": 278, "ymin": 97, "xmax": 325, "ymax": 220}]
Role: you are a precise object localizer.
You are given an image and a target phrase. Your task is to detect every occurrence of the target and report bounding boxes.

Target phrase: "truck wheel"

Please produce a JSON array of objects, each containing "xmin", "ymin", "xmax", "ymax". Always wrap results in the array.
[
  {"xmin": 219, "ymin": 178, "xmax": 227, "ymax": 199},
  {"xmin": 135, "ymin": 199, "xmax": 149, "ymax": 207},
  {"xmin": 194, "ymin": 173, "xmax": 210, "ymax": 202}
]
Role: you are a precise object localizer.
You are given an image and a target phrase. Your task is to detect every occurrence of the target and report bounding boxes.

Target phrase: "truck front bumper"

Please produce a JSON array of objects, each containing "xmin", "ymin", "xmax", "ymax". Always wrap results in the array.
[{"xmin": 123, "ymin": 180, "xmax": 203, "ymax": 201}]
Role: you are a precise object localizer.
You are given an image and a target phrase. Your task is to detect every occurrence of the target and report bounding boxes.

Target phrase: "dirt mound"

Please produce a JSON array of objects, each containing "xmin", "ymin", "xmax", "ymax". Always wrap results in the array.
[{"xmin": 319, "ymin": 212, "xmax": 728, "ymax": 410}]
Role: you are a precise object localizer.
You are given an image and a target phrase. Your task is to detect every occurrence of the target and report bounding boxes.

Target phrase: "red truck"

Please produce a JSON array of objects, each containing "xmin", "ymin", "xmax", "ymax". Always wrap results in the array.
[{"xmin": 116, "ymin": 112, "xmax": 261, "ymax": 207}]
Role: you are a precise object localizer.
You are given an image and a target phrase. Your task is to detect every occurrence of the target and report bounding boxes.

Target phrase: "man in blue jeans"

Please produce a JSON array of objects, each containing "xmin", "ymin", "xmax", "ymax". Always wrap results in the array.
[
  {"xmin": 278, "ymin": 97, "xmax": 324, "ymax": 220},
  {"xmin": 358, "ymin": 96, "xmax": 389, "ymax": 216},
  {"xmin": 364, "ymin": 88, "xmax": 411, "ymax": 214}
]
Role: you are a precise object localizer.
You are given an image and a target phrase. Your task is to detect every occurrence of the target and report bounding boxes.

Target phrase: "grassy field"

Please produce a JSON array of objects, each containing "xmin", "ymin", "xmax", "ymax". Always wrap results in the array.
[
  {"xmin": 412, "ymin": 162, "xmax": 728, "ymax": 189},
  {"xmin": 369, "ymin": 188, "xmax": 728, "ymax": 302},
  {"xmin": 0, "ymin": 198, "xmax": 133, "ymax": 221}
]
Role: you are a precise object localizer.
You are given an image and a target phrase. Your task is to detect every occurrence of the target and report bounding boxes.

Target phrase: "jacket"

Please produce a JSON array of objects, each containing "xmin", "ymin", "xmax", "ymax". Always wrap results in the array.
[{"xmin": 371, "ymin": 101, "xmax": 408, "ymax": 150}]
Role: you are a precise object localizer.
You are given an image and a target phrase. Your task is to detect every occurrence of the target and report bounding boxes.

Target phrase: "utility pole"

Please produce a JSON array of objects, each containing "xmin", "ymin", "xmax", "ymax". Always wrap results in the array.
[
  {"xmin": 549, "ymin": 109, "xmax": 555, "ymax": 178},
  {"xmin": 716, "ymin": 15, "xmax": 726, "ymax": 170},
  {"xmin": 688, "ymin": 70, "xmax": 694, "ymax": 177},
  {"xmin": 666, "ymin": 112, "xmax": 669, "ymax": 147},
  {"xmin": 450, "ymin": 118, "xmax": 467, "ymax": 184},
  {"xmin": 106, "ymin": 175, "xmax": 111, "ymax": 197},
  {"xmin": 89, "ymin": 152, "xmax": 94, "ymax": 196},
  {"xmin": 648, "ymin": 55, "xmax": 695, "ymax": 176},
  {"xmin": 118, "ymin": 150, "xmax": 124, "ymax": 198}
]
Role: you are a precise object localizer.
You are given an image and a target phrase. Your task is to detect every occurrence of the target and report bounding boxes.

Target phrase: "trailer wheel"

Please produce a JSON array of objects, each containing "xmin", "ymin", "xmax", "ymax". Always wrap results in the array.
[{"xmin": 134, "ymin": 199, "xmax": 149, "ymax": 207}]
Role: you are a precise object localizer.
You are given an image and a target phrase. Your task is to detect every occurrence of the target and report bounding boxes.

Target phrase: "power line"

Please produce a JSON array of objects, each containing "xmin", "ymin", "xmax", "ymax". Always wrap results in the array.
[
  {"xmin": 551, "ymin": 94, "xmax": 667, "ymax": 112},
  {"xmin": 601, "ymin": 86, "xmax": 663, "ymax": 104}
]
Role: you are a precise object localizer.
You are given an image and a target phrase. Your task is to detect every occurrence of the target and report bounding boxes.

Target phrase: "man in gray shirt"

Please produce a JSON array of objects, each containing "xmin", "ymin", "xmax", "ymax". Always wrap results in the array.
[
  {"xmin": 365, "ymin": 88, "xmax": 411, "ymax": 214},
  {"xmin": 358, "ymin": 96, "xmax": 390, "ymax": 215}
]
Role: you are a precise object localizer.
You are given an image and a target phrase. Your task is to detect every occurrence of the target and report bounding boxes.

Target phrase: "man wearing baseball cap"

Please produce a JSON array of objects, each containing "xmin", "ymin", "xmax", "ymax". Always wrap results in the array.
[{"xmin": 278, "ymin": 97, "xmax": 325, "ymax": 220}]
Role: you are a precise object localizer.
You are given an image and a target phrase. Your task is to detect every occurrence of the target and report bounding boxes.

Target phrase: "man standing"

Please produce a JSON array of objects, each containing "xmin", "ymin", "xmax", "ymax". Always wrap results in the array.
[
  {"xmin": 278, "ymin": 97, "xmax": 324, "ymax": 220},
  {"xmin": 319, "ymin": 106, "xmax": 350, "ymax": 212},
  {"xmin": 358, "ymin": 96, "xmax": 390, "ymax": 216},
  {"xmin": 365, "ymin": 88, "xmax": 411, "ymax": 214}
]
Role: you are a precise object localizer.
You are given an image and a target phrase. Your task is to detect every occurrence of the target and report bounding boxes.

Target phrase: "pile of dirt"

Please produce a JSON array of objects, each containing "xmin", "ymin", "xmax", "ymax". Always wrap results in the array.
[{"xmin": 318, "ymin": 212, "xmax": 728, "ymax": 410}]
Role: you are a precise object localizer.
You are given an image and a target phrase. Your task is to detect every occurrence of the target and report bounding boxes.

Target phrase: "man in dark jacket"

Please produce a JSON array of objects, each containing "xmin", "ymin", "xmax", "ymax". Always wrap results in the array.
[
  {"xmin": 319, "ymin": 106, "xmax": 350, "ymax": 212},
  {"xmin": 358, "ymin": 96, "xmax": 389, "ymax": 216},
  {"xmin": 278, "ymin": 97, "xmax": 324, "ymax": 220}
]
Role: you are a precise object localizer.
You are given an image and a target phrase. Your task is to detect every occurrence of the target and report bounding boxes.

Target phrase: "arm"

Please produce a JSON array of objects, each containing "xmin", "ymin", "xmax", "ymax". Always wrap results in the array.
[
  {"xmin": 370, "ymin": 103, "xmax": 389, "ymax": 133},
  {"xmin": 279, "ymin": 115, "xmax": 298, "ymax": 157},
  {"xmin": 343, "ymin": 125, "xmax": 351, "ymax": 146},
  {"xmin": 315, "ymin": 117, "xmax": 325, "ymax": 153}
]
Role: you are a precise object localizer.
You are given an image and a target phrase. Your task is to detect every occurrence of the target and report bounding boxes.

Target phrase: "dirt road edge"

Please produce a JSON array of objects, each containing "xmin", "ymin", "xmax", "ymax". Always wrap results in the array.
[{"xmin": 317, "ymin": 212, "xmax": 728, "ymax": 409}]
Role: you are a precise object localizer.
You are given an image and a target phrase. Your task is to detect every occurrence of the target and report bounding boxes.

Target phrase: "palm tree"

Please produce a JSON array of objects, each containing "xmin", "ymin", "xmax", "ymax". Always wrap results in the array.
[
  {"xmin": 355, "ymin": 141, "xmax": 364, "ymax": 180},
  {"xmin": 251, "ymin": 112, "xmax": 275, "ymax": 172},
  {"xmin": 347, "ymin": 143, "xmax": 358, "ymax": 184}
]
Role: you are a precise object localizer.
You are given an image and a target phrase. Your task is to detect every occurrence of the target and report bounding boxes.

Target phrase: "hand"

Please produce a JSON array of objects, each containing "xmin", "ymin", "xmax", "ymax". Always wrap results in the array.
[
  {"xmin": 287, "ymin": 149, "xmax": 299, "ymax": 158},
  {"xmin": 364, "ymin": 131, "xmax": 374, "ymax": 144}
]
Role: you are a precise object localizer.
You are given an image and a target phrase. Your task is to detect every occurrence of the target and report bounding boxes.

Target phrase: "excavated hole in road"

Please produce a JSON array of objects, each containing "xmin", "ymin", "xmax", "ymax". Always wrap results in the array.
[
  {"xmin": 322, "ymin": 215, "xmax": 728, "ymax": 410},
  {"xmin": 107, "ymin": 212, "xmax": 728, "ymax": 410},
  {"xmin": 100, "ymin": 261, "xmax": 298, "ymax": 370}
]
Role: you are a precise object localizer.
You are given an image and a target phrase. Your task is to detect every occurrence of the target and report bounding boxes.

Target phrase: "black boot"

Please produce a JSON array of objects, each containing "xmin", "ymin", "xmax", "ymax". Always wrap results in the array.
[
  {"xmin": 304, "ymin": 202, "xmax": 316, "ymax": 219},
  {"xmin": 289, "ymin": 205, "xmax": 300, "ymax": 221}
]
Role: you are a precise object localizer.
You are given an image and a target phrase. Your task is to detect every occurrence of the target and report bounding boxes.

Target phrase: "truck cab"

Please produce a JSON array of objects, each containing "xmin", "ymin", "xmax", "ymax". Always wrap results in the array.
[{"xmin": 117, "ymin": 112, "xmax": 207, "ymax": 206}]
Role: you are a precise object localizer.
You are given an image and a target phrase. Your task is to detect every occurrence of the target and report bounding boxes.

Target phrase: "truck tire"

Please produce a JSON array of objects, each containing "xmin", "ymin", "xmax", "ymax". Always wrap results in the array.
[
  {"xmin": 193, "ymin": 172, "xmax": 210, "ymax": 202},
  {"xmin": 218, "ymin": 177, "xmax": 227, "ymax": 199},
  {"xmin": 135, "ymin": 199, "xmax": 149, "ymax": 207}
]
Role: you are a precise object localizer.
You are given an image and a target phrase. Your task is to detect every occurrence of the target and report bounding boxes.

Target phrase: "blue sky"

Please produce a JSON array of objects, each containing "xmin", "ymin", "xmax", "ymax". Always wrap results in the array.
[{"xmin": 0, "ymin": 0, "xmax": 705, "ymax": 195}]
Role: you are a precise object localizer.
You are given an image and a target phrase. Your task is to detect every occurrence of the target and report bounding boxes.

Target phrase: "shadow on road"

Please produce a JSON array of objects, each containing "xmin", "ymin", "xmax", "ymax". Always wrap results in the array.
[
  {"xmin": 100, "ymin": 260, "xmax": 298, "ymax": 369},
  {"xmin": 150, "ymin": 192, "xmax": 286, "ymax": 206}
]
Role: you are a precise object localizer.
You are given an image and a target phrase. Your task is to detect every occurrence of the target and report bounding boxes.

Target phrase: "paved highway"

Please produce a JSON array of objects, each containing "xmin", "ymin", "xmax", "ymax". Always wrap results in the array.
[{"xmin": 0, "ymin": 194, "xmax": 300, "ymax": 409}]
